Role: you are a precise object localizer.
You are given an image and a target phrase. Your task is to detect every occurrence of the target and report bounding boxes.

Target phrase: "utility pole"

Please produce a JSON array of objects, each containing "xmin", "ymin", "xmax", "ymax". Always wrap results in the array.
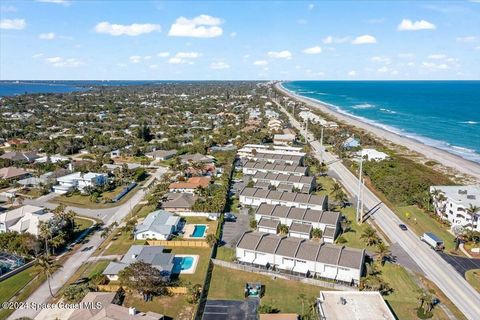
[
  {"xmin": 355, "ymin": 155, "xmax": 363, "ymax": 223},
  {"xmin": 359, "ymin": 177, "xmax": 365, "ymax": 224},
  {"xmin": 304, "ymin": 119, "xmax": 309, "ymax": 143}
]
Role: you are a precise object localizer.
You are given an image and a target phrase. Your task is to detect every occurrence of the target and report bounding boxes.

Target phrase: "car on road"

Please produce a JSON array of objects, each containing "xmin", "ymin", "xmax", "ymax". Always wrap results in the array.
[{"xmin": 399, "ymin": 224, "xmax": 408, "ymax": 231}]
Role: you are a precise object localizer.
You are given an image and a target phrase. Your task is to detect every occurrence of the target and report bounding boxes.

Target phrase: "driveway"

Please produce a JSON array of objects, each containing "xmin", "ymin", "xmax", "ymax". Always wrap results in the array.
[
  {"xmin": 203, "ymin": 299, "xmax": 258, "ymax": 320},
  {"xmin": 221, "ymin": 208, "xmax": 249, "ymax": 248}
]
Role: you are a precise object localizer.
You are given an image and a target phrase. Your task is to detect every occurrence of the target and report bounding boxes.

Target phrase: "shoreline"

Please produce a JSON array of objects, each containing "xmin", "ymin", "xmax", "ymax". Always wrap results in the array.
[{"xmin": 275, "ymin": 82, "xmax": 480, "ymax": 182}]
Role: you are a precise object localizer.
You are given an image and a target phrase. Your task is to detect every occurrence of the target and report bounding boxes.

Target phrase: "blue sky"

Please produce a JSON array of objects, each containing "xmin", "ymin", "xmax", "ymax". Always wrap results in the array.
[{"xmin": 1, "ymin": 0, "xmax": 479, "ymax": 80}]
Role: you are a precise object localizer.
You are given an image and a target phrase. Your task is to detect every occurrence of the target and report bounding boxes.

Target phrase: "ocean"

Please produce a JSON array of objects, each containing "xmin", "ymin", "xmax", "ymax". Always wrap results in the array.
[{"xmin": 283, "ymin": 81, "xmax": 480, "ymax": 164}]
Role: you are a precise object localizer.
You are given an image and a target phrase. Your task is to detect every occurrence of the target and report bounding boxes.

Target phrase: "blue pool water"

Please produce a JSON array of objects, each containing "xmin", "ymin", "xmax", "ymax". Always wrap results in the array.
[
  {"xmin": 192, "ymin": 225, "xmax": 207, "ymax": 238},
  {"xmin": 172, "ymin": 256, "xmax": 194, "ymax": 273}
]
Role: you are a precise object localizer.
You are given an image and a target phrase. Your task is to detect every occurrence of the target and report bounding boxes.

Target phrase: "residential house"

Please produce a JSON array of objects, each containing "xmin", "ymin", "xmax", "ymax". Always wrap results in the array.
[
  {"xmin": 342, "ymin": 136, "xmax": 360, "ymax": 149},
  {"xmin": 236, "ymin": 231, "xmax": 365, "ymax": 284},
  {"xmin": 0, "ymin": 151, "xmax": 40, "ymax": 163},
  {"xmin": 430, "ymin": 185, "xmax": 480, "ymax": 231},
  {"xmin": 146, "ymin": 149, "xmax": 177, "ymax": 161},
  {"xmin": 53, "ymin": 172, "xmax": 108, "ymax": 194},
  {"xmin": 267, "ymin": 118, "xmax": 283, "ymax": 132},
  {"xmin": 161, "ymin": 192, "xmax": 198, "ymax": 212},
  {"xmin": 356, "ymin": 149, "xmax": 389, "ymax": 162},
  {"xmin": 254, "ymin": 203, "xmax": 340, "ymax": 242},
  {"xmin": 239, "ymin": 187, "xmax": 327, "ymax": 211},
  {"xmin": 238, "ymin": 144, "xmax": 305, "ymax": 158},
  {"xmin": 169, "ymin": 176, "xmax": 211, "ymax": 194},
  {"xmin": 0, "ymin": 205, "xmax": 51, "ymax": 235},
  {"xmin": 34, "ymin": 155, "xmax": 70, "ymax": 164},
  {"xmin": 134, "ymin": 210, "xmax": 181, "ymax": 240},
  {"xmin": 180, "ymin": 153, "xmax": 215, "ymax": 164},
  {"xmin": 273, "ymin": 134, "xmax": 296, "ymax": 146},
  {"xmin": 4, "ymin": 138, "xmax": 29, "ymax": 147},
  {"xmin": 247, "ymin": 153, "xmax": 304, "ymax": 166},
  {"xmin": 0, "ymin": 166, "xmax": 30, "ymax": 181},
  {"xmin": 103, "ymin": 245, "xmax": 174, "ymax": 281}
]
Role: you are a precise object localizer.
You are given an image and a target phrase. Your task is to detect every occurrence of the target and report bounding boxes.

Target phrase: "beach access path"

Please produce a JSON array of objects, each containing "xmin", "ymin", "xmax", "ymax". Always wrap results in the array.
[
  {"xmin": 273, "ymin": 95, "xmax": 480, "ymax": 320},
  {"xmin": 276, "ymin": 83, "xmax": 480, "ymax": 182},
  {"xmin": 8, "ymin": 167, "xmax": 167, "ymax": 320}
]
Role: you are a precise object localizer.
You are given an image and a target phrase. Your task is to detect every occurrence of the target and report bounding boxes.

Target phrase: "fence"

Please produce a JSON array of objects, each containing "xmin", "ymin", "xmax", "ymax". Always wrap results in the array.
[
  {"xmin": 97, "ymin": 284, "xmax": 188, "ymax": 295},
  {"xmin": 0, "ymin": 260, "xmax": 35, "ymax": 282},
  {"xmin": 211, "ymin": 259, "xmax": 357, "ymax": 291},
  {"xmin": 146, "ymin": 240, "xmax": 209, "ymax": 247}
]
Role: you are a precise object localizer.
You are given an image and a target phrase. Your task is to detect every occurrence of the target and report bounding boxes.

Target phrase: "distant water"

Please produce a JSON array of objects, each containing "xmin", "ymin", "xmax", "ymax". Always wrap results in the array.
[
  {"xmin": 283, "ymin": 81, "xmax": 480, "ymax": 164},
  {"xmin": 0, "ymin": 80, "xmax": 165, "ymax": 97}
]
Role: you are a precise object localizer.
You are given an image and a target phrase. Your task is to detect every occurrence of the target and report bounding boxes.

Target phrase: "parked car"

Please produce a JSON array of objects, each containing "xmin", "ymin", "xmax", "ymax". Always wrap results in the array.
[
  {"xmin": 399, "ymin": 224, "xmax": 408, "ymax": 231},
  {"xmin": 420, "ymin": 232, "xmax": 444, "ymax": 251},
  {"xmin": 225, "ymin": 213, "xmax": 237, "ymax": 222}
]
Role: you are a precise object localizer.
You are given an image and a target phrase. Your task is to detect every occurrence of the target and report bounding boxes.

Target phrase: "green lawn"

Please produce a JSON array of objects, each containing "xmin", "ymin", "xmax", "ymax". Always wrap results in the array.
[
  {"xmin": 0, "ymin": 266, "xmax": 40, "ymax": 304},
  {"xmin": 337, "ymin": 207, "xmax": 376, "ymax": 250},
  {"xmin": 315, "ymin": 175, "xmax": 336, "ymax": 197},
  {"xmin": 51, "ymin": 185, "xmax": 138, "ymax": 209},
  {"xmin": 165, "ymin": 247, "xmax": 211, "ymax": 285},
  {"xmin": 209, "ymin": 265, "xmax": 324, "ymax": 314},
  {"xmin": 379, "ymin": 263, "xmax": 451, "ymax": 320},
  {"xmin": 73, "ymin": 216, "xmax": 95, "ymax": 238},
  {"xmin": 102, "ymin": 231, "xmax": 143, "ymax": 256},
  {"xmin": 134, "ymin": 204, "xmax": 156, "ymax": 219},
  {"xmin": 466, "ymin": 269, "xmax": 480, "ymax": 293},
  {"xmin": 124, "ymin": 292, "xmax": 195, "ymax": 320},
  {"xmin": 395, "ymin": 206, "xmax": 457, "ymax": 252},
  {"xmin": 215, "ymin": 247, "xmax": 235, "ymax": 262}
]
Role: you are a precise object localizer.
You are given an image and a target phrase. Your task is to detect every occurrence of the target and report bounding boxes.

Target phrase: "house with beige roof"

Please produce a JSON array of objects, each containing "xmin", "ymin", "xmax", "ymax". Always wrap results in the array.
[
  {"xmin": 0, "ymin": 166, "xmax": 30, "ymax": 181},
  {"xmin": 239, "ymin": 187, "xmax": 327, "ymax": 211},
  {"xmin": 243, "ymin": 161, "xmax": 307, "ymax": 177},
  {"xmin": 161, "ymin": 192, "xmax": 198, "ymax": 212},
  {"xmin": 236, "ymin": 231, "xmax": 365, "ymax": 284}
]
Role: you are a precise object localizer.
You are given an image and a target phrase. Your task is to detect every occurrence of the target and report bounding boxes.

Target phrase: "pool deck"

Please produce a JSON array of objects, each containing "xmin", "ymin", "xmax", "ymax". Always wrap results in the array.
[
  {"xmin": 174, "ymin": 254, "xmax": 199, "ymax": 274},
  {"xmin": 183, "ymin": 224, "xmax": 208, "ymax": 239}
]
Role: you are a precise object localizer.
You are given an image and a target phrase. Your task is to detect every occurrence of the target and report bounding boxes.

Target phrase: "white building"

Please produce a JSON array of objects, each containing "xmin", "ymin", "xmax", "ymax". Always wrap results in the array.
[
  {"xmin": 53, "ymin": 172, "xmax": 109, "ymax": 194},
  {"xmin": 356, "ymin": 149, "xmax": 389, "ymax": 162},
  {"xmin": 134, "ymin": 210, "xmax": 181, "ymax": 240},
  {"xmin": 254, "ymin": 203, "xmax": 340, "ymax": 243},
  {"xmin": 236, "ymin": 231, "xmax": 365, "ymax": 284},
  {"xmin": 317, "ymin": 291, "xmax": 396, "ymax": 320},
  {"xmin": 430, "ymin": 185, "xmax": 480, "ymax": 231},
  {"xmin": 273, "ymin": 134, "xmax": 296, "ymax": 146},
  {"xmin": 298, "ymin": 111, "xmax": 327, "ymax": 126},
  {"xmin": 252, "ymin": 172, "xmax": 315, "ymax": 194},
  {"xmin": 240, "ymin": 187, "xmax": 327, "ymax": 211},
  {"xmin": 243, "ymin": 161, "xmax": 307, "ymax": 177},
  {"xmin": 267, "ymin": 119, "xmax": 283, "ymax": 132},
  {"xmin": 0, "ymin": 205, "xmax": 52, "ymax": 236},
  {"xmin": 237, "ymin": 144, "xmax": 305, "ymax": 158}
]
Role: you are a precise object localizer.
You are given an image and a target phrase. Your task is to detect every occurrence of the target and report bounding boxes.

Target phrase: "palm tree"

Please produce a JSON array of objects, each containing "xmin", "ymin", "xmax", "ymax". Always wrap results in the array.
[
  {"xmin": 278, "ymin": 224, "xmax": 289, "ymax": 235},
  {"xmin": 466, "ymin": 204, "xmax": 480, "ymax": 229},
  {"xmin": 297, "ymin": 293, "xmax": 307, "ymax": 315},
  {"xmin": 36, "ymin": 254, "xmax": 61, "ymax": 297},
  {"xmin": 360, "ymin": 226, "xmax": 381, "ymax": 246},
  {"xmin": 330, "ymin": 182, "xmax": 342, "ymax": 195},
  {"xmin": 375, "ymin": 242, "xmax": 392, "ymax": 266},
  {"xmin": 39, "ymin": 222, "xmax": 53, "ymax": 255}
]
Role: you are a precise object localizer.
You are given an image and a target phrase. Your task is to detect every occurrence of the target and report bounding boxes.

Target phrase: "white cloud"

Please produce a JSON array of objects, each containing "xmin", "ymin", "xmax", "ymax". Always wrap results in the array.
[
  {"xmin": 168, "ymin": 51, "xmax": 201, "ymax": 64},
  {"xmin": 348, "ymin": 70, "xmax": 357, "ymax": 76},
  {"xmin": 352, "ymin": 34, "xmax": 377, "ymax": 45},
  {"xmin": 377, "ymin": 66, "xmax": 389, "ymax": 73},
  {"xmin": 428, "ymin": 54, "xmax": 446, "ymax": 60},
  {"xmin": 0, "ymin": 18, "xmax": 26, "ymax": 30},
  {"xmin": 210, "ymin": 61, "xmax": 230, "ymax": 69},
  {"xmin": 39, "ymin": 32, "xmax": 56, "ymax": 40},
  {"xmin": 157, "ymin": 52, "xmax": 170, "ymax": 58},
  {"xmin": 143, "ymin": 56, "xmax": 152, "ymax": 60},
  {"xmin": 397, "ymin": 19, "xmax": 436, "ymax": 31},
  {"xmin": 32, "ymin": 53, "xmax": 44, "ymax": 59},
  {"xmin": 94, "ymin": 21, "xmax": 161, "ymax": 36},
  {"xmin": 322, "ymin": 35, "xmax": 350, "ymax": 44},
  {"xmin": 302, "ymin": 46, "xmax": 322, "ymax": 54},
  {"xmin": 168, "ymin": 14, "xmax": 223, "ymax": 38},
  {"xmin": 253, "ymin": 60, "xmax": 268, "ymax": 66},
  {"xmin": 476, "ymin": 45, "xmax": 480, "ymax": 51},
  {"xmin": 456, "ymin": 36, "xmax": 477, "ymax": 43},
  {"xmin": 0, "ymin": 5, "xmax": 17, "ymax": 13},
  {"xmin": 230, "ymin": 32, "xmax": 237, "ymax": 37},
  {"xmin": 36, "ymin": 0, "xmax": 70, "ymax": 4},
  {"xmin": 308, "ymin": 3, "xmax": 315, "ymax": 10},
  {"xmin": 371, "ymin": 56, "xmax": 391, "ymax": 64},
  {"xmin": 267, "ymin": 50, "xmax": 292, "ymax": 59},
  {"xmin": 45, "ymin": 56, "xmax": 82, "ymax": 67},
  {"xmin": 422, "ymin": 62, "xmax": 450, "ymax": 70},
  {"xmin": 129, "ymin": 56, "xmax": 143, "ymax": 63}
]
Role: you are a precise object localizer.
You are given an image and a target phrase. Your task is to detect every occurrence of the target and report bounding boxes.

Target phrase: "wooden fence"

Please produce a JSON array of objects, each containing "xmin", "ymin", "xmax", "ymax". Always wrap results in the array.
[
  {"xmin": 97, "ymin": 284, "xmax": 188, "ymax": 294},
  {"xmin": 146, "ymin": 240, "xmax": 209, "ymax": 248},
  {"xmin": 211, "ymin": 259, "xmax": 357, "ymax": 291}
]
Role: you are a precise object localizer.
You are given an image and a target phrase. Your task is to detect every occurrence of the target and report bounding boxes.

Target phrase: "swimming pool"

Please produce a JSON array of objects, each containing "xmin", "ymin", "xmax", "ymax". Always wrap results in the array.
[
  {"xmin": 172, "ymin": 255, "xmax": 198, "ymax": 274},
  {"xmin": 191, "ymin": 225, "xmax": 207, "ymax": 238}
]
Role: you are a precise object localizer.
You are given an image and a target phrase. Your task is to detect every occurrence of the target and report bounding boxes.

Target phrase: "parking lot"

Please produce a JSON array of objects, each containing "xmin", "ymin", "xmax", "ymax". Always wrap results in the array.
[
  {"xmin": 203, "ymin": 299, "xmax": 258, "ymax": 320},
  {"xmin": 221, "ymin": 208, "xmax": 249, "ymax": 247},
  {"xmin": 439, "ymin": 252, "xmax": 480, "ymax": 277}
]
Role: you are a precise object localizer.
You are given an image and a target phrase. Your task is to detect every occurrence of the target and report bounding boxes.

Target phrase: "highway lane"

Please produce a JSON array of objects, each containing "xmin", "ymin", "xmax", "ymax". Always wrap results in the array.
[{"xmin": 275, "ymin": 99, "xmax": 480, "ymax": 320}]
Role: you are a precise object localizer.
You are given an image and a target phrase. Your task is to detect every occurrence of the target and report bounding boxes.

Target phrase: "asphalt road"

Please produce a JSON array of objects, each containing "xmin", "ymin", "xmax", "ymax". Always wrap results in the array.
[
  {"xmin": 439, "ymin": 253, "xmax": 480, "ymax": 277},
  {"xmin": 8, "ymin": 167, "xmax": 167, "ymax": 320},
  {"xmin": 274, "ymin": 98, "xmax": 480, "ymax": 320}
]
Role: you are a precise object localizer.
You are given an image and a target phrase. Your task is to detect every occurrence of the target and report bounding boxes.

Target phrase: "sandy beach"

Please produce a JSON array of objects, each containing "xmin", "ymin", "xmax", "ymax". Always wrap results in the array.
[{"xmin": 276, "ymin": 82, "xmax": 480, "ymax": 182}]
